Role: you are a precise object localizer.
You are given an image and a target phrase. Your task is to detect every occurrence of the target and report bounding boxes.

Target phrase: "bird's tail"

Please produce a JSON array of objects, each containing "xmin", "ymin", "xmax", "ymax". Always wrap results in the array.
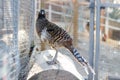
[{"xmin": 68, "ymin": 46, "xmax": 95, "ymax": 75}]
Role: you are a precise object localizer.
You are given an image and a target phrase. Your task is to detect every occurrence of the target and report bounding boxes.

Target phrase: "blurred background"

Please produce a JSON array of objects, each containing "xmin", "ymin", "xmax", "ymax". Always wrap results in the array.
[{"xmin": 0, "ymin": 0, "xmax": 120, "ymax": 80}]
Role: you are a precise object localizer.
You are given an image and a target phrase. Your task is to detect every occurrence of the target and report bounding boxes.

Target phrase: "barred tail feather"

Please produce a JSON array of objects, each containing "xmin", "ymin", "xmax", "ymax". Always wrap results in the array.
[
  {"xmin": 71, "ymin": 48, "xmax": 86, "ymax": 64},
  {"xmin": 70, "ymin": 47, "xmax": 95, "ymax": 75},
  {"xmin": 87, "ymin": 63, "xmax": 95, "ymax": 75}
]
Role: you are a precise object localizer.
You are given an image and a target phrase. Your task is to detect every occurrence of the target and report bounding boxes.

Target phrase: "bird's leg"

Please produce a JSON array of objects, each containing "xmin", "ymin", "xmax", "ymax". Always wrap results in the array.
[
  {"xmin": 46, "ymin": 49, "xmax": 59, "ymax": 65},
  {"xmin": 52, "ymin": 49, "xmax": 58, "ymax": 62}
]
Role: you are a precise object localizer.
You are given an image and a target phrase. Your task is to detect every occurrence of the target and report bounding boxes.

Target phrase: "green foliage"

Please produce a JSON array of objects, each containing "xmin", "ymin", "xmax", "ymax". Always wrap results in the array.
[{"xmin": 109, "ymin": 8, "xmax": 120, "ymax": 20}]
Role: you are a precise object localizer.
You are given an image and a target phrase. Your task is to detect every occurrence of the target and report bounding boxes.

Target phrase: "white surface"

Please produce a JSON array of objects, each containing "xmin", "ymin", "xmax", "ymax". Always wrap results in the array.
[{"xmin": 28, "ymin": 49, "xmax": 84, "ymax": 80}]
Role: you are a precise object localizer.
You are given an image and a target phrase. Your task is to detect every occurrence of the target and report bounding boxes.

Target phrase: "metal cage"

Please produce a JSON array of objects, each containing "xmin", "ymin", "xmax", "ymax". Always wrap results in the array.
[
  {"xmin": 18, "ymin": 0, "xmax": 35, "ymax": 80},
  {"xmin": 0, "ymin": 0, "xmax": 19, "ymax": 80},
  {"xmin": 0, "ymin": 0, "xmax": 35, "ymax": 80}
]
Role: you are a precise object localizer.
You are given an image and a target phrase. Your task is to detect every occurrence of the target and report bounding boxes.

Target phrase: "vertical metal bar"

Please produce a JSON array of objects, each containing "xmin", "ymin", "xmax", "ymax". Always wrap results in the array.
[
  {"xmin": 105, "ymin": 8, "xmax": 109, "ymax": 36},
  {"xmin": 15, "ymin": 0, "xmax": 20, "ymax": 71},
  {"xmin": 29, "ymin": 0, "xmax": 35, "ymax": 43},
  {"xmin": 33, "ymin": 0, "xmax": 36, "ymax": 41},
  {"xmin": 2, "ymin": 0, "xmax": 4, "ymax": 29},
  {"xmin": 11, "ymin": 0, "xmax": 20, "ymax": 79},
  {"xmin": 95, "ymin": 0, "xmax": 101, "ymax": 80},
  {"xmin": 48, "ymin": 3, "xmax": 52, "ymax": 21},
  {"xmin": 88, "ymin": 0, "xmax": 95, "ymax": 80},
  {"xmin": 79, "ymin": 6, "xmax": 84, "ymax": 32},
  {"xmin": 3, "ymin": 0, "xmax": 4, "ymax": 29}
]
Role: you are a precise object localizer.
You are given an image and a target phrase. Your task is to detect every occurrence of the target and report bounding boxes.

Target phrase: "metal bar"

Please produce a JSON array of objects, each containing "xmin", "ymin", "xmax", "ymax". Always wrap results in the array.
[
  {"xmin": 46, "ymin": 1, "xmax": 69, "ymax": 9},
  {"xmin": 2, "ymin": 0, "xmax": 4, "ymax": 29},
  {"xmin": 95, "ymin": 0, "xmax": 101, "ymax": 80},
  {"xmin": 79, "ymin": 18, "xmax": 89, "ymax": 22},
  {"xmin": 101, "ymin": 16, "xmax": 120, "ymax": 23},
  {"xmin": 34, "ymin": 0, "xmax": 37, "ymax": 41},
  {"xmin": 48, "ymin": 3, "xmax": 52, "ymax": 21},
  {"xmin": 101, "ymin": 3, "xmax": 120, "ymax": 8},
  {"xmin": 45, "ymin": 9, "xmax": 72, "ymax": 17},
  {"xmin": 88, "ymin": 0, "xmax": 95, "ymax": 80},
  {"xmin": 101, "ymin": 23, "xmax": 120, "ymax": 31},
  {"xmin": 3, "ymin": 0, "xmax": 4, "ymax": 29},
  {"xmin": 13, "ymin": 0, "xmax": 20, "ymax": 73},
  {"xmin": 29, "ymin": 0, "xmax": 35, "ymax": 43}
]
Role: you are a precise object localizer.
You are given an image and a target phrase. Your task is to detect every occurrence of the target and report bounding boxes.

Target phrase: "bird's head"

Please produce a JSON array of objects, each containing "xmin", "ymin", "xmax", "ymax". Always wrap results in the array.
[{"xmin": 38, "ymin": 9, "xmax": 46, "ymax": 19}]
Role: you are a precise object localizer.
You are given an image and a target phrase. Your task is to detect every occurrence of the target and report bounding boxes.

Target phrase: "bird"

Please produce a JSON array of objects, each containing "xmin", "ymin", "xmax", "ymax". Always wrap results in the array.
[{"xmin": 36, "ymin": 9, "xmax": 95, "ymax": 75}]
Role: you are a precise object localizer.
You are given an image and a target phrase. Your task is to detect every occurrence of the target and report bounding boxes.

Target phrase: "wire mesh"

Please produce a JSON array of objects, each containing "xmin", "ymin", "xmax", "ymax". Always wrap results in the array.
[
  {"xmin": 77, "ymin": 1, "xmax": 92, "ymax": 78},
  {"xmin": 102, "ymin": 0, "xmax": 120, "ymax": 4},
  {"xmin": 18, "ymin": 0, "xmax": 35, "ymax": 80},
  {"xmin": 98, "ymin": 7, "xmax": 120, "ymax": 80},
  {"xmin": 0, "ymin": 0, "xmax": 19, "ymax": 80},
  {"xmin": 77, "ymin": 1, "xmax": 120, "ymax": 79},
  {"xmin": 0, "ymin": 0, "xmax": 35, "ymax": 80}
]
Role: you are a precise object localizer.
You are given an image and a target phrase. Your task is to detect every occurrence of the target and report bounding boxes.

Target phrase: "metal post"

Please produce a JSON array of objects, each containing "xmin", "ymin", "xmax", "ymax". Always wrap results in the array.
[
  {"xmin": 12, "ymin": 0, "xmax": 20, "ymax": 79},
  {"xmin": 88, "ymin": 0, "xmax": 95, "ymax": 80},
  {"xmin": 34, "ymin": 0, "xmax": 37, "ymax": 38},
  {"xmin": 101, "ymin": 3, "xmax": 120, "ymax": 8},
  {"xmin": 1, "ymin": 0, "xmax": 4, "ymax": 29},
  {"xmin": 95, "ymin": 0, "xmax": 101, "ymax": 80},
  {"xmin": 48, "ymin": 3, "xmax": 52, "ymax": 21},
  {"xmin": 105, "ymin": 8, "xmax": 109, "ymax": 36},
  {"xmin": 29, "ymin": 0, "xmax": 35, "ymax": 43}
]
